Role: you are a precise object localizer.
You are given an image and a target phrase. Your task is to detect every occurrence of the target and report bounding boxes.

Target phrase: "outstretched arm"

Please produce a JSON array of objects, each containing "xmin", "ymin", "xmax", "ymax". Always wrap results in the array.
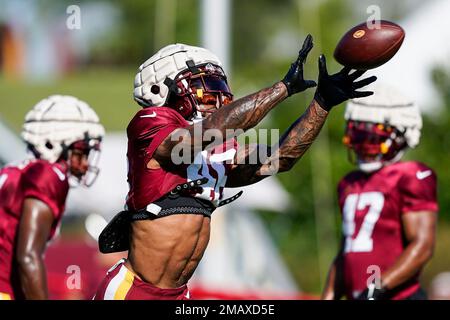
[
  {"xmin": 226, "ymin": 99, "xmax": 327, "ymax": 187},
  {"xmin": 153, "ymin": 35, "xmax": 317, "ymax": 166},
  {"xmin": 274, "ymin": 55, "xmax": 377, "ymax": 171},
  {"xmin": 16, "ymin": 198, "xmax": 54, "ymax": 300},
  {"xmin": 226, "ymin": 55, "xmax": 376, "ymax": 187}
]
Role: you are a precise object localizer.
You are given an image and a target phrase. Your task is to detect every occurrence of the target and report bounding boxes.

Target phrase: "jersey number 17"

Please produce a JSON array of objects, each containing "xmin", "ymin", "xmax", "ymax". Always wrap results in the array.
[{"xmin": 342, "ymin": 192, "xmax": 385, "ymax": 253}]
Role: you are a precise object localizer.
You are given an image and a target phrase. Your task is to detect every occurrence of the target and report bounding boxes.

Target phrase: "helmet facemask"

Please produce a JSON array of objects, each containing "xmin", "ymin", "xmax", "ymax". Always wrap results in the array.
[
  {"xmin": 22, "ymin": 95, "xmax": 105, "ymax": 164},
  {"xmin": 167, "ymin": 62, "xmax": 233, "ymax": 121},
  {"xmin": 343, "ymin": 120, "xmax": 407, "ymax": 173},
  {"xmin": 134, "ymin": 43, "xmax": 230, "ymax": 114},
  {"xmin": 65, "ymin": 138, "xmax": 102, "ymax": 188}
]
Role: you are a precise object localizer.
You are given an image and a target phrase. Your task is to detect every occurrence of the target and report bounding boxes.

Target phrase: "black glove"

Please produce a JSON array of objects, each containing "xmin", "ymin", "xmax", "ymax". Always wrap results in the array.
[
  {"xmin": 281, "ymin": 34, "xmax": 317, "ymax": 96},
  {"xmin": 314, "ymin": 55, "xmax": 377, "ymax": 111},
  {"xmin": 356, "ymin": 284, "xmax": 388, "ymax": 300}
]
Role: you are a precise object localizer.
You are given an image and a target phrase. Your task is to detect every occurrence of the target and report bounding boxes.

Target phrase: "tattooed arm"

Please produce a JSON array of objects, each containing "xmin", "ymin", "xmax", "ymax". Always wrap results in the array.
[
  {"xmin": 226, "ymin": 55, "xmax": 377, "ymax": 187},
  {"xmin": 152, "ymin": 82, "xmax": 288, "ymax": 167},
  {"xmin": 226, "ymin": 99, "xmax": 327, "ymax": 187},
  {"xmin": 153, "ymin": 35, "xmax": 316, "ymax": 166}
]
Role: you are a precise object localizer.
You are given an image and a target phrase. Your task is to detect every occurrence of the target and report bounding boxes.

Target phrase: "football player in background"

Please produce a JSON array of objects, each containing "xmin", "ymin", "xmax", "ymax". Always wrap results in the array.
[
  {"xmin": 322, "ymin": 85, "xmax": 438, "ymax": 300},
  {"xmin": 0, "ymin": 95, "xmax": 104, "ymax": 300},
  {"xmin": 95, "ymin": 36, "xmax": 376, "ymax": 300}
]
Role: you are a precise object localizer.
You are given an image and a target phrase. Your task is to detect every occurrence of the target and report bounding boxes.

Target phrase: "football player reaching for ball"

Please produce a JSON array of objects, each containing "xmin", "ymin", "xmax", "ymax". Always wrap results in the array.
[
  {"xmin": 0, "ymin": 96, "xmax": 104, "ymax": 300},
  {"xmin": 322, "ymin": 85, "xmax": 438, "ymax": 300},
  {"xmin": 95, "ymin": 36, "xmax": 376, "ymax": 300}
]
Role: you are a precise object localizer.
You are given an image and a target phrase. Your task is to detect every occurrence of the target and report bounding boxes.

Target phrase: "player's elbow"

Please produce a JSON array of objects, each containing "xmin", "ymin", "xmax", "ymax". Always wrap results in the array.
[
  {"xmin": 16, "ymin": 250, "xmax": 41, "ymax": 274},
  {"xmin": 414, "ymin": 240, "xmax": 435, "ymax": 265},
  {"xmin": 276, "ymin": 149, "xmax": 304, "ymax": 172},
  {"xmin": 277, "ymin": 158, "xmax": 297, "ymax": 173},
  {"xmin": 421, "ymin": 245, "xmax": 434, "ymax": 263}
]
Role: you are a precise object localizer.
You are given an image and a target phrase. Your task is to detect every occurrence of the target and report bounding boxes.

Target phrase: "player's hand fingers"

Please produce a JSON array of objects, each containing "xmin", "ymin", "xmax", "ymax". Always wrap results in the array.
[
  {"xmin": 348, "ymin": 69, "xmax": 367, "ymax": 80},
  {"xmin": 341, "ymin": 66, "xmax": 352, "ymax": 75},
  {"xmin": 298, "ymin": 34, "xmax": 314, "ymax": 63},
  {"xmin": 352, "ymin": 76, "xmax": 377, "ymax": 89},
  {"xmin": 351, "ymin": 90, "xmax": 374, "ymax": 98},
  {"xmin": 305, "ymin": 80, "xmax": 317, "ymax": 88},
  {"xmin": 318, "ymin": 54, "xmax": 328, "ymax": 77}
]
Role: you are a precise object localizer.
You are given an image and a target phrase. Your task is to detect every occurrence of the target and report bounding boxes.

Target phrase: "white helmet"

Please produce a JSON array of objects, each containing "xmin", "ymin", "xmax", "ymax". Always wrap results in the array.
[
  {"xmin": 22, "ymin": 95, "xmax": 105, "ymax": 163},
  {"xmin": 344, "ymin": 84, "xmax": 422, "ymax": 172},
  {"xmin": 133, "ymin": 43, "xmax": 232, "ymax": 120}
]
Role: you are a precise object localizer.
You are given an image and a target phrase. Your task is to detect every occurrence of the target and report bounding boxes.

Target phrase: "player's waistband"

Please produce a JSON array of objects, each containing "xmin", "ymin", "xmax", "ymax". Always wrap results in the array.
[
  {"xmin": 128, "ymin": 177, "xmax": 243, "ymax": 218},
  {"xmin": 102, "ymin": 259, "xmax": 188, "ymax": 300},
  {"xmin": 0, "ymin": 292, "xmax": 12, "ymax": 300},
  {"xmin": 98, "ymin": 178, "xmax": 242, "ymax": 254}
]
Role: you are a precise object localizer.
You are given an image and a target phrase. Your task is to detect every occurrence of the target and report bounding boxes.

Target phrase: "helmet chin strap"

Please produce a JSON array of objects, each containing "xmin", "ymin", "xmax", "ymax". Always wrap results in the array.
[
  {"xmin": 189, "ymin": 110, "xmax": 205, "ymax": 124},
  {"xmin": 188, "ymin": 100, "xmax": 220, "ymax": 124},
  {"xmin": 357, "ymin": 149, "xmax": 405, "ymax": 173}
]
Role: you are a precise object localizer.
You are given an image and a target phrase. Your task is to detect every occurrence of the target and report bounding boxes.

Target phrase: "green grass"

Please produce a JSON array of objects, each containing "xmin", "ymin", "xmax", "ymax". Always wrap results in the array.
[{"xmin": 0, "ymin": 67, "xmax": 139, "ymax": 133}]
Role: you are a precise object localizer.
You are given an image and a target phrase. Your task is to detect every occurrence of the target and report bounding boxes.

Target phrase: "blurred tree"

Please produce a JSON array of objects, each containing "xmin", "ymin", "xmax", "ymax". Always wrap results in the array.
[
  {"xmin": 87, "ymin": 0, "xmax": 199, "ymax": 66},
  {"xmin": 90, "ymin": 0, "xmax": 156, "ymax": 65},
  {"xmin": 417, "ymin": 66, "xmax": 450, "ymax": 220}
]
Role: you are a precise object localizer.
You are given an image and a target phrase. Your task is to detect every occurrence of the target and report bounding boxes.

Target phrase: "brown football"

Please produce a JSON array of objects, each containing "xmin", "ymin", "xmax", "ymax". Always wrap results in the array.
[{"xmin": 334, "ymin": 20, "xmax": 405, "ymax": 70}]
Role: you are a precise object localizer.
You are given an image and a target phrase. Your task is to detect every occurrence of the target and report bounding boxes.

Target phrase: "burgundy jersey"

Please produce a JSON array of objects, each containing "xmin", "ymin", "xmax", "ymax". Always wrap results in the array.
[
  {"xmin": 337, "ymin": 161, "xmax": 438, "ymax": 300},
  {"xmin": 125, "ymin": 107, "xmax": 237, "ymax": 211},
  {"xmin": 0, "ymin": 159, "xmax": 69, "ymax": 298}
]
